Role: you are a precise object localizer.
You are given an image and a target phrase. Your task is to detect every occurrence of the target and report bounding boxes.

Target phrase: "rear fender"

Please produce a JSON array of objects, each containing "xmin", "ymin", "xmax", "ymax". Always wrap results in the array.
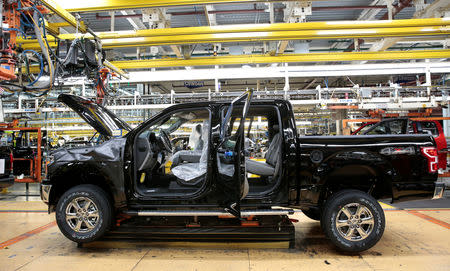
[{"xmin": 305, "ymin": 149, "xmax": 395, "ymax": 205}]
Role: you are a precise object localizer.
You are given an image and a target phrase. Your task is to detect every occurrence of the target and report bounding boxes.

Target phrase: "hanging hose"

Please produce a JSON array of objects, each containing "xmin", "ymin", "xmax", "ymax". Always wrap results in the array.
[
  {"xmin": 0, "ymin": 10, "xmax": 58, "ymax": 97},
  {"xmin": 28, "ymin": 11, "xmax": 55, "ymax": 93},
  {"xmin": 22, "ymin": 49, "xmax": 44, "ymax": 86}
]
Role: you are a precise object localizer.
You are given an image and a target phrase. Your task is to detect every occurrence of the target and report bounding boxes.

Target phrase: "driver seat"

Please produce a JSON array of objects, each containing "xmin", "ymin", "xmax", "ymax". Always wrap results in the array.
[{"xmin": 171, "ymin": 120, "xmax": 209, "ymax": 184}]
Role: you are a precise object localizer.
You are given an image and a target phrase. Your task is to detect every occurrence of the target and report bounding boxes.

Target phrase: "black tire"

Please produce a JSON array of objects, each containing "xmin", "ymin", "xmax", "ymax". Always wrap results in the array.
[
  {"xmin": 321, "ymin": 189, "xmax": 385, "ymax": 253},
  {"xmin": 56, "ymin": 184, "xmax": 112, "ymax": 243},
  {"xmin": 301, "ymin": 208, "xmax": 321, "ymax": 221}
]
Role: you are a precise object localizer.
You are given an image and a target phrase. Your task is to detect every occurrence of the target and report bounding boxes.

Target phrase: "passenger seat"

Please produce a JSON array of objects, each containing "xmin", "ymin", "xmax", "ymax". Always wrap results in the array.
[{"xmin": 245, "ymin": 125, "xmax": 281, "ymax": 177}]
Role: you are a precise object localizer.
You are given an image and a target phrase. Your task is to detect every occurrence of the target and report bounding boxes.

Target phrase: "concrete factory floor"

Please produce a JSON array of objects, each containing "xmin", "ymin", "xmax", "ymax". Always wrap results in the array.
[{"xmin": 0, "ymin": 184, "xmax": 449, "ymax": 271}]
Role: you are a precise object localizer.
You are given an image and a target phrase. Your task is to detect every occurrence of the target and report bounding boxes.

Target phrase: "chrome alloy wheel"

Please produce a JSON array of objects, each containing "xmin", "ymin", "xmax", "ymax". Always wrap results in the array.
[
  {"xmin": 335, "ymin": 203, "xmax": 375, "ymax": 241},
  {"xmin": 65, "ymin": 197, "xmax": 99, "ymax": 233}
]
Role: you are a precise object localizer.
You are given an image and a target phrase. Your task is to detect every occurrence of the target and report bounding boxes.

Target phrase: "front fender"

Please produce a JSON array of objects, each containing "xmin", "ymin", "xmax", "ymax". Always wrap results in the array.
[
  {"xmin": 48, "ymin": 161, "xmax": 126, "ymax": 208},
  {"xmin": 47, "ymin": 138, "xmax": 127, "ymax": 208}
]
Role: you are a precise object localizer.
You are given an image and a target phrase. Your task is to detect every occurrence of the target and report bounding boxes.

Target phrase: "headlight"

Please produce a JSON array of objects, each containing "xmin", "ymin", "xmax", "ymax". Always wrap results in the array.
[
  {"xmin": 44, "ymin": 155, "xmax": 54, "ymax": 176},
  {"xmin": 43, "ymin": 151, "xmax": 54, "ymax": 164},
  {"xmin": 45, "ymin": 154, "xmax": 55, "ymax": 168}
]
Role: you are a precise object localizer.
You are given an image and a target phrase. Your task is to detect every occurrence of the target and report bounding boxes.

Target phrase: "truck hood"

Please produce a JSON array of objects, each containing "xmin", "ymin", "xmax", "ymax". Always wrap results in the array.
[
  {"xmin": 58, "ymin": 94, "xmax": 131, "ymax": 137},
  {"xmin": 49, "ymin": 138, "xmax": 126, "ymax": 162}
]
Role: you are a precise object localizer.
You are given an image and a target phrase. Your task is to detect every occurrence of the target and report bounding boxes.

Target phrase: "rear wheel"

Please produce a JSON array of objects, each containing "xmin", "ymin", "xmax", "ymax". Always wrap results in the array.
[
  {"xmin": 322, "ymin": 189, "xmax": 385, "ymax": 253},
  {"xmin": 56, "ymin": 184, "xmax": 112, "ymax": 243}
]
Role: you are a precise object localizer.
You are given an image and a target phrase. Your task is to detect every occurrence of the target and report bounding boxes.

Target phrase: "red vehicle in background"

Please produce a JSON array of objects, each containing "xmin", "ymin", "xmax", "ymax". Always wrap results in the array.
[{"xmin": 352, "ymin": 118, "xmax": 448, "ymax": 170}]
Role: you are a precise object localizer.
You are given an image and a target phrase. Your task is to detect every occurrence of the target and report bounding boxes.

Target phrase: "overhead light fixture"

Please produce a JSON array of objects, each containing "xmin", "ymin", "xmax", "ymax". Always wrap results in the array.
[
  {"xmin": 229, "ymin": 46, "xmax": 244, "ymax": 55},
  {"xmin": 294, "ymin": 42, "xmax": 309, "ymax": 54}
]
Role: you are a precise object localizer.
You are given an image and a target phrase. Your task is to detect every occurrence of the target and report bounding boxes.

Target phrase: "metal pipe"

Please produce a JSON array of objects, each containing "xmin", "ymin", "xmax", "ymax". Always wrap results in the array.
[{"xmin": 125, "ymin": 208, "xmax": 295, "ymax": 217}]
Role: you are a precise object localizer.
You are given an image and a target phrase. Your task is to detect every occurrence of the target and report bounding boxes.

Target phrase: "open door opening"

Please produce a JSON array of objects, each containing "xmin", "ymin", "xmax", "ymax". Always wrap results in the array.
[
  {"xmin": 134, "ymin": 108, "xmax": 211, "ymax": 197},
  {"xmin": 242, "ymin": 106, "xmax": 282, "ymax": 195},
  {"xmin": 219, "ymin": 105, "xmax": 283, "ymax": 197}
]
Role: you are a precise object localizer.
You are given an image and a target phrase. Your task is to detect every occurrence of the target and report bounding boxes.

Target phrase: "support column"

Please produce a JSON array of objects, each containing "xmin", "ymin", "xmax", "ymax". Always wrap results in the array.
[
  {"xmin": 214, "ymin": 65, "xmax": 220, "ymax": 93},
  {"xmin": 110, "ymin": 12, "xmax": 115, "ymax": 31},
  {"xmin": 283, "ymin": 63, "xmax": 289, "ymax": 100},
  {"xmin": 334, "ymin": 109, "xmax": 348, "ymax": 135},
  {"xmin": 214, "ymin": 78, "xmax": 219, "ymax": 92},
  {"xmin": 0, "ymin": 99, "xmax": 3, "ymax": 122}
]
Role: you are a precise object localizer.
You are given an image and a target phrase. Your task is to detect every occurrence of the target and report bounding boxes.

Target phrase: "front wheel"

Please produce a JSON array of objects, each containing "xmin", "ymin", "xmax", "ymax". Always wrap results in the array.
[
  {"xmin": 56, "ymin": 184, "xmax": 112, "ymax": 243},
  {"xmin": 322, "ymin": 189, "xmax": 385, "ymax": 253}
]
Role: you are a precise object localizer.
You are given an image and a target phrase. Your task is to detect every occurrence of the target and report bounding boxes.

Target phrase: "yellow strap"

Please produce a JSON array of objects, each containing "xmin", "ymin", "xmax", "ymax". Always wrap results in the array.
[{"xmin": 139, "ymin": 172, "xmax": 146, "ymax": 183}]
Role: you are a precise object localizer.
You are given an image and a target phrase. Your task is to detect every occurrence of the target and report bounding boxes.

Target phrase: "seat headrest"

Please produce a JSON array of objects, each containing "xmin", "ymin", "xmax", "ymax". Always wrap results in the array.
[{"xmin": 272, "ymin": 124, "xmax": 279, "ymax": 133}]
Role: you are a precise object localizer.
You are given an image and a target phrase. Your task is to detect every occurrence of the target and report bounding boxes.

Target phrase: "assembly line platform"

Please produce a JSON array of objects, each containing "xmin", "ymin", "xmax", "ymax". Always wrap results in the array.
[{"xmin": 81, "ymin": 215, "xmax": 296, "ymax": 249}]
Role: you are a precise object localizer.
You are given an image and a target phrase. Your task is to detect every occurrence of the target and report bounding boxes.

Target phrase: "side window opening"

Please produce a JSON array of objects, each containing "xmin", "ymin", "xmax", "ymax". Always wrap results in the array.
[
  {"xmin": 355, "ymin": 122, "xmax": 376, "ymax": 135},
  {"xmin": 367, "ymin": 123, "xmax": 389, "ymax": 135},
  {"xmin": 389, "ymin": 120, "xmax": 406, "ymax": 134},
  {"xmin": 420, "ymin": 121, "xmax": 439, "ymax": 136},
  {"xmin": 366, "ymin": 119, "xmax": 407, "ymax": 135}
]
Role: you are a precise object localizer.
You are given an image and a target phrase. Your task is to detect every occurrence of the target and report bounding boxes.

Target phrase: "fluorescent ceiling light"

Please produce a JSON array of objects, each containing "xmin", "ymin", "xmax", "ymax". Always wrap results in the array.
[{"xmin": 121, "ymin": 11, "xmax": 139, "ymax": 30}]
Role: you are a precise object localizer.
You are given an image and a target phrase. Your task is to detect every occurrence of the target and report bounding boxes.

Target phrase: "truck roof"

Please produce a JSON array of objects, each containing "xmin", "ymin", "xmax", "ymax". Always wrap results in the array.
[{"xmin": 166, "ymin": 99, "xmax": 290, "ymax": 109}]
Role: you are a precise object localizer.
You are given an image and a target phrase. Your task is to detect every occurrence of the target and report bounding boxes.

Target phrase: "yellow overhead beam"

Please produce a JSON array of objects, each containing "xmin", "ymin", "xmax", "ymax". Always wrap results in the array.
[
  {"xmin": 110, "ymin": 50, "xmax": 450, "ymax": 69},
  {"xmin": 17, "ymin": 20, "xmax": 450, "ymax": 50},
  {"xmin": 18, "ymin": 18, "xmax": 450, "ymax": 43},
  {"xmin": 43, "ymin": 20, "xmax": 60, "ymax": 36},
  {"xmin": 47, "ymin": 22, "xmax": 72, "ymax": 28},
  {"xmin": 100, "ymin": 27, "xmax": 450, "ymax": 48},
  {"xmin": 30, "ymin": 50, "xmax": 448, "ymax": 72},
  {"xmin": 40, "ymin": 0, "xmax": 87, "ymax": 33},
  {"xmin": 20, "ymin": 26, "xmax": 450, "ymax": 50},
  {"xmin": 103, "ymin": 60, "xmax": 129, "ymax": 79},
  {"xmin": 54, "ymin": 0, "xmax": 299, "ymax": 13}
]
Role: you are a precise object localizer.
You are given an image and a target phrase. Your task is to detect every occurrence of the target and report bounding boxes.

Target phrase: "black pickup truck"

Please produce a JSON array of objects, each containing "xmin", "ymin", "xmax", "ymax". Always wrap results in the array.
[{"xmin": 41, "ymin": 90, "xmax": 444, "ymax": 252}]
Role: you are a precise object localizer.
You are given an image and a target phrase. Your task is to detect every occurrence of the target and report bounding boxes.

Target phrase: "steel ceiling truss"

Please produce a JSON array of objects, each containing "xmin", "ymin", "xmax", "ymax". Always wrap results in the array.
[
  {"xmin": 3, "ymin": 86, "xmax": 449, "ymax": 115},
  {"xmin": 52, "ymin": 0, "xmax": 311, "ymax": 13},
  {"xmin": 117, "ymin": 62, "xmax": 450, "ymax": 83}
]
